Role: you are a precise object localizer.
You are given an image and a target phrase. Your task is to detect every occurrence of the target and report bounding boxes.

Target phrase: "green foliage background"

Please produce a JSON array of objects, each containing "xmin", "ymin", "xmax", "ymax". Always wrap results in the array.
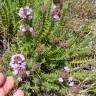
[{"xmin": 0, "ymin": 0, "xmax": 96, "ymax": 96}]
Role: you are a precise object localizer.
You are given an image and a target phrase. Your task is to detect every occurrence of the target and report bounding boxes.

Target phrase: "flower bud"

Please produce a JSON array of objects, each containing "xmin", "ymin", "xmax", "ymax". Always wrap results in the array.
[
  {"xmin": 50, "ymin": 35, "xmax": 59, "ymax": 44},
  {"xmin": 35, "ymin": 43, "xmax": 44, "ymax": 53}
]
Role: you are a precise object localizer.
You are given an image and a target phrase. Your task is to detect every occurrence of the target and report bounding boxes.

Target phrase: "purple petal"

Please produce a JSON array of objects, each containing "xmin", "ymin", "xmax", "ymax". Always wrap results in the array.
[
  {"xmin": 28, "ymin": 15, "xmax": 32, "ymax": 20},
  {"xmin": 17, "ymin": 54, "xmax": 25, "ymax": 61},
  {"xmin": 53, "ymin": 15, "xmax": 59, "ymax": 19},
  {"xmin": 10, "ymin": 63, "xmax": 19, "ymax": 69},
  {"xmin": 19, "ymin": 8, "xmax": 26, "ymax": 18},
  {"xmin": 29, "ymin": 27, "xmax": 33, "ymax": 32},
  {"xmin": 19, "ymin": 63, "xmax": 26, "ymax": 69},
  {"xmin": 26, "ymin": 71, "xmax": 30, "ymax": 77},
  {"xmin": 25, "ymin": 6, "xmax": 32, "ymax": 15},
  {"xmin": 58, "ymin": 77, "xmax": 63, "ymax": 83},
  {"xmin": 18, "ymin": 77, "xmax": 22, "ymax": 81},
  {"xmin": 13, "ymin": 69, "xmax": 19, "ymax": 75}
]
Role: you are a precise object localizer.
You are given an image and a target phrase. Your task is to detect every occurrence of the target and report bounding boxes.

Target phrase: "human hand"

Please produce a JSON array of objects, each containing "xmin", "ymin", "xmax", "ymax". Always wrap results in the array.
[{"xmin": 0, "ymin": 73, "xmax": 24, "ymax": 96}]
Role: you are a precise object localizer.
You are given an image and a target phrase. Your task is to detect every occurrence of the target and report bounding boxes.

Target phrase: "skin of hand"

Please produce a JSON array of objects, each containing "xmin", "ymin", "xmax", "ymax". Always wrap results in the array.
[{"xmin": 0, "ymin": 73, "xmax": 24, "ymax": 96}]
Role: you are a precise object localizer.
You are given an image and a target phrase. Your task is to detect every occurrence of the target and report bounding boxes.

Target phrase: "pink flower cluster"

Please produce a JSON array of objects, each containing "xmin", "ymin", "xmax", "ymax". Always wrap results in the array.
[
  {"xmin": 58, "ymin": 67, "xmax": 70, "ymax": 83},
  {"xmin": 51, "ymin": 5, "xmax": 60, "ymax": 20},
  {"xmin": 18, "ymin": 6, "xmax": 32, "ymax": 20},
  {"xmin": 19, "ymin": 24, "xmax": 33, "ymax": 32},
  {"xmin": 58, "ymin": 67, "xmax": 79, "ymax": 87},
  {"xmin": 10, "ymin": 54, "xmax": 30, "ymax": 81}
]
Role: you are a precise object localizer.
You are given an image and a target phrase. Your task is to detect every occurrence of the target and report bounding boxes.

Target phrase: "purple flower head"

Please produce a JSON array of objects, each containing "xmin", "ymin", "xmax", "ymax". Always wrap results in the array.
[
  {"xmin": 10, "ymin": 54, "xmax": 25, "ymax": 65},
  {"xmin": 19, "ymin": 24, "xmax": 27, "ymax": 32},
  {"xmin": 18, "ymin": 6, "xmax": 32, "ymax": 19},
  {"xmin": 10, "ymin": 54, "xmax": 30, "ymax": 81},
  {"xmin": 19, "ymin": 24, "xmax": 33, "ymax": 32},
  {"xmin": 51, "ymin": 5, "xmax": 60, "ymax": 20}
]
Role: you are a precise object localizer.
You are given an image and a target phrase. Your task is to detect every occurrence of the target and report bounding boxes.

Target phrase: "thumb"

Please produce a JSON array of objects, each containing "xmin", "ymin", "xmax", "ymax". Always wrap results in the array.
[
  {"xmin": 13, "ymin": 89, "xmax": 25, "ymax": 96},
  {"xmin": 0, "ymin": 73, "xmax": 5, "ymax": 87}
]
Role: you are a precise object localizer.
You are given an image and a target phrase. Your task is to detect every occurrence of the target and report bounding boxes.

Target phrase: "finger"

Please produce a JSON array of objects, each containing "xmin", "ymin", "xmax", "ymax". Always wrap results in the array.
[
  {"xmin": 3, "ymin": 76, "xmax": 15, "ymax": 95},
  {"xmin": 0, "ymin": 88, "xmax": 5, "ymax": 96},
  {"xmin": 13, "ymin": 89, "xmax": 25, "ymax": 96},
  {"xmin": 0, "ymin": 73, "xmax": 5, "ymax": 87}
]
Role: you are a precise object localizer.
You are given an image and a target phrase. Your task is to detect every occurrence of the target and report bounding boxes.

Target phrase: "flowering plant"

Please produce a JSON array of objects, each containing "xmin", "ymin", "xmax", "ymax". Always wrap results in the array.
[
  {"xmin": 0, "ymin": 0, "xmax": 94, "ymax": 95},
  {"xmin": 10, "ymin": 54, "xmax": 30, "ymax": 81}
]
